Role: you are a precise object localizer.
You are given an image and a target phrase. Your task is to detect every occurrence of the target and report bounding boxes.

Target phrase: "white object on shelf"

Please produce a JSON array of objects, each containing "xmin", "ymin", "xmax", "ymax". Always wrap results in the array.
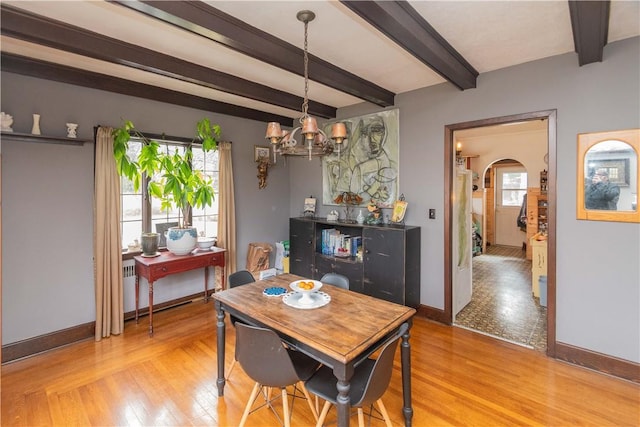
[
  {"xmin": 66, "ymin": 123, "xmax": 78, "ymax": 138},
  {"xmin": 31, "ymin": 113, "xmax": 41, "ymax": 135},
  {"xmin": 1, "ymin": 112, "xmax": 13, "ymax": 132}
]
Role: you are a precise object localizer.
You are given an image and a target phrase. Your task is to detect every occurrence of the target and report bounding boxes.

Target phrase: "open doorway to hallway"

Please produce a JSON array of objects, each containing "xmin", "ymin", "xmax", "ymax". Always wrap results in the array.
[{"xmin": 445, "ymin": 111, "xmax": 556, "ymax": 355}]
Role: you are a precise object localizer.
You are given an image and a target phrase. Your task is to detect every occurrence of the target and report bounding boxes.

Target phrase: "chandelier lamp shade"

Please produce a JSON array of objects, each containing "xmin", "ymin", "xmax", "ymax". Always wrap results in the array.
[{"xmin": 265, "ymin": 10, "xmax": 347, "ymax": 162}]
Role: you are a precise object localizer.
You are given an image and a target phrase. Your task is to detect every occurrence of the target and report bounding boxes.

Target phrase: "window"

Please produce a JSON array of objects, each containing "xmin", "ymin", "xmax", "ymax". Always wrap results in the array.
[
  {"xmin": 499, "ymin": 170, "xmax": 528, "ymax": 207},
  {"xmin": 120, "ymin": 138, "xmax": 219, "ymax": 251}
]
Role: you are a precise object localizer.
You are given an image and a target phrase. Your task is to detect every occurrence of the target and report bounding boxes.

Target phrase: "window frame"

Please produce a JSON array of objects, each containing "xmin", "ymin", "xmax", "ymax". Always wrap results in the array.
[{"xmin": 120, "ymin": 132, "xmax": 219, "ymax": 256}]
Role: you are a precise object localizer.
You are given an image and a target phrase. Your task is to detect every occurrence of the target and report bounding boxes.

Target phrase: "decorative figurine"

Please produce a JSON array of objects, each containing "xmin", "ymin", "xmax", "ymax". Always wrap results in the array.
[
  {"xmin": 257, "ymin": 156, "xmax": 270, "ymax": 189},
  {"xmin": 1, "ymin": 112, "xmax": 14, "ymax": 132},
  {"xmin": 66, "ymin": 123, "xmax": 78, "ymax": 138},
  {"xmin": 364, "ymin": 201, "xmax": 383, "ymax": 225}
]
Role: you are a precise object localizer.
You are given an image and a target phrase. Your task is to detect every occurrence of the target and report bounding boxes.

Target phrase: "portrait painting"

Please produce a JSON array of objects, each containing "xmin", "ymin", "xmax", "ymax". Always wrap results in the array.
[{"xmin": 322, "ymin": 109, "xmax": 399, "ymax": 208}]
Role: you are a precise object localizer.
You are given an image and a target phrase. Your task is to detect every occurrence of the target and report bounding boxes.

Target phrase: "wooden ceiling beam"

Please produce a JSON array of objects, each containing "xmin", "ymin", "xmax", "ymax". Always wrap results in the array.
[
  {"xmin": 340, "ymin": 0, "xmax": 478, "ymax": 91},
  {"xmin": 0, "ymin": 4, "xmax": 332, "ymax": 121},
  {"xmin": 568, "ymin": 0, "xmax": 610, "ymax": 66},
  {"xmin": 113, "ymin": 0, "xmax": 396, "ymax": 107},
  {"xmin": 1, "ymin": 53, "xmax": 294, "ymax": 126}
]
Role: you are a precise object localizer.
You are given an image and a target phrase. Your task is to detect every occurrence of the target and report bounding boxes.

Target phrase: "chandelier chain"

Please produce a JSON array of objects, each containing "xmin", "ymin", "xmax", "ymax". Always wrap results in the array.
[{"xmin": 301, "ymin": 19, "xmax": 310, "ymax": 123}]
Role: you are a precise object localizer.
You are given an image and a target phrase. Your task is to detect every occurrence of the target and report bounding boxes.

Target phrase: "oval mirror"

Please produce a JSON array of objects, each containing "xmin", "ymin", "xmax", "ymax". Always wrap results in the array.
[{"xmin": 577, "ymin": 129, "xmax": 639, "ymax": 222}]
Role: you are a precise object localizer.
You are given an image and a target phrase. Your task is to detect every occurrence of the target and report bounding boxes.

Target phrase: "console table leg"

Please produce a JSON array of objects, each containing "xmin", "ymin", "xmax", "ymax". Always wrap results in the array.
[
  {"xmin": 135, "ymin": 275, "xmax": 140, "ymax": 324},
  {"xmin": 204, "ymin": 266, "xmax": 210, "ymax": 302},
  {"xmin": 148, "ymin": 281, "xmax": 154, "ymax": 337}
]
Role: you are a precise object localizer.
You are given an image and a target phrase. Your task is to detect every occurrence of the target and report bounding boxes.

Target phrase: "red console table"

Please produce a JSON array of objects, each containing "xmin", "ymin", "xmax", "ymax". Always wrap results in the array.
[{"xmin": 134, "ymin": 248, "xmax": 226, "ymax": 336}]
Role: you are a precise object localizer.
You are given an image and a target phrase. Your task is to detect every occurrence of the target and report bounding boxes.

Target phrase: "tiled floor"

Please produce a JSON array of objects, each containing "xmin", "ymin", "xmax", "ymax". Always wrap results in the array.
[{"xmin": 454, "ymin": 245, "xmax": 547, "ymax": 352}]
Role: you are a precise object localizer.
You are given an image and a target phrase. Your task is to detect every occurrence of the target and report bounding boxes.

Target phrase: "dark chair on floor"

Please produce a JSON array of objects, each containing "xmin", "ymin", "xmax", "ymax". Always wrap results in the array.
[
  {"xmin": 304, "ymin": 323, "xmax": 409, "ymax": 427},
  {"xmin": 228, "ymin": 269, "xmax": 256, "ymax": 287},
  {"xmin": 320, "ymin": 272, "xmax": 349, "ymax": 290},
  {"xmin": 225, "ymin": 269, "xmax": 256, "ymax": 380},
  {"xmin": 236, "ymin": 323, "xmax": 320, "ymax": 427}
]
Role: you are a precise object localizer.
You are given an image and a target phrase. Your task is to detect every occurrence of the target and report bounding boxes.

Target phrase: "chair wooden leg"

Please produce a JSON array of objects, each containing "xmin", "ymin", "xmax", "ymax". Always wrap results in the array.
[
  {"xmin": 357, "ymin": 408, "xmax": 365, "ymax": 427},
  {"xmin": 300, "ymin": 383, "xmax": 319, "ymax": 421},
  {"xmin": 316, "ymin": 401, "xmax": 331, "ymax": 427},
  {"xmin": 239, "ymin": 382, "xmax": 261, "ymax": 427},
  {"xmin": 376, "ymin": 399, "xmax": 392, "ymax": 427},
  {"xmin": 226, "ymin": 358, "xmax": 236, "ymax": 380},
  {"xmin": 281, "ymin": 388, "xmax": 291, "ymax": 427}
]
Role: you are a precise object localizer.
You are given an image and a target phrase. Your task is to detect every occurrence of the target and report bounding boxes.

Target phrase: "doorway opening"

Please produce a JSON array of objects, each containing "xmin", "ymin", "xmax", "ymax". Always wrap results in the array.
[{"xmin": 444, "ymin": 110, "xmax": 556, "ymax": 357}]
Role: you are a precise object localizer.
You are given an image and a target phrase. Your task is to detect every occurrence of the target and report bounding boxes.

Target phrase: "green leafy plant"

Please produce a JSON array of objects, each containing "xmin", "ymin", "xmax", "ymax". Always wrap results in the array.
[{"xmin": 113, "ymin": 118, "xmax": 221, "ymax": 227}]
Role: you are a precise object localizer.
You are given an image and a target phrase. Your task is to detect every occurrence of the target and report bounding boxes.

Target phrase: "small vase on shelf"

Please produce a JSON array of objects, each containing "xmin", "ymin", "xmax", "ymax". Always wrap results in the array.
[
  {"xmin": 31, "ymin": 114, "xmax": 41, "ymax": 135},
  {"xmin": 356, "ymin": 209, "xmax": 365, "ymax": 224}
]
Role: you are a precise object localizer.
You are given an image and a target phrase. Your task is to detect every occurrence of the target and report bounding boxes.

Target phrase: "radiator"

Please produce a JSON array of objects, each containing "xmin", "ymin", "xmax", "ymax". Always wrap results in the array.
[{"xmin": 123, "ymin": 259, "xmax": 136, "ymax": 312}]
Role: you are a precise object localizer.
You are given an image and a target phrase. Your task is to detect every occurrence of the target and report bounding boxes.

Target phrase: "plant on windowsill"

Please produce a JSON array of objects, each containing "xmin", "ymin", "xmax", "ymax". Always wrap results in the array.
[{"xmin": 113, "ymin": 118, "xmax": 221, "ymax": 255}]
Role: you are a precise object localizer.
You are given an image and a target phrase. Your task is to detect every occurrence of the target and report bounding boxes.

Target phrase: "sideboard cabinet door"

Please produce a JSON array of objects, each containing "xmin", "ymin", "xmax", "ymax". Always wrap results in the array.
[{"xmin": 289, "ymin": 218, "xmax": 314, "ymax": 278}]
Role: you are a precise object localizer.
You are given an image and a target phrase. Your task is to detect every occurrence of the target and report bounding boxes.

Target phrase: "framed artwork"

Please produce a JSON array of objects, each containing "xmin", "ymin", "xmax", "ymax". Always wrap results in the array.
[
  {"xmin": 254, "ymin": 145, "xmax": 271, "ymax": 162},
  {"xmin": 391, "ymin": 199, "xmax": 408, "ymax": 223},
  {"xmin": 322, "ymin": 109, "xmax": 399, "ymax": 208}
]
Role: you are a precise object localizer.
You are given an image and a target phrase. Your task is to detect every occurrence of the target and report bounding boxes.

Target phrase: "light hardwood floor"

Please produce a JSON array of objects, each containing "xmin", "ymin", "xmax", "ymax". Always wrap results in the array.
[{"xmin": 2, "ymin": 299, "xmax": 638, "ymax": 426}]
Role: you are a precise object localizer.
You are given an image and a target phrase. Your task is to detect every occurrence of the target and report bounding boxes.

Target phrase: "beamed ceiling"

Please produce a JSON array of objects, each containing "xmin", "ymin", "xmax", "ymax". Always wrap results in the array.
[{"xmin": 1, "ymin": 1, "xmax": 639, "ymax": 127}]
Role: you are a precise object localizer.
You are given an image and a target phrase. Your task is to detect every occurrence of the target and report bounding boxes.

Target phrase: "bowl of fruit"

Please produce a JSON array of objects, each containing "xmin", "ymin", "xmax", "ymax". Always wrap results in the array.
[{"xmin": 290, "ymin": 279, "xmax": 323, "ymax": 305}]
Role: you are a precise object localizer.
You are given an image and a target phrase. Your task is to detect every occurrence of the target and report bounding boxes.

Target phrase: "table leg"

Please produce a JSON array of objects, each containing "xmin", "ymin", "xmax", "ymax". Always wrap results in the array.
[
  {"xmin": 215, "ymin": 301, "xmax": 226, "ymax": 396},
  {"xmin": 401, "ymin": 321, "xmax": 413, "ymax": 427},
  {"xmin": 333, "ymin": 364, "xmax": 354, "ymax": 427},
  {"xmin": 135, "ymin": 275, "xmax": 140, "ymax": 323},
  {"xmin": 148, "ymin": 280, "xmax": 154, "ymax": 337},
  {"xmin": 204, "ymin": 266, "xmax": 209, "ymax": 302}
]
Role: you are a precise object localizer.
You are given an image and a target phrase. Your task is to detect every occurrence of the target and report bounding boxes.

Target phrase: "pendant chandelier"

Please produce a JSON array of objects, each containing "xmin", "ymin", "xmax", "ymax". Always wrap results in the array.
[{"xmin": 265, "ymin": 10, "xmax": 347, "ymax": 162}]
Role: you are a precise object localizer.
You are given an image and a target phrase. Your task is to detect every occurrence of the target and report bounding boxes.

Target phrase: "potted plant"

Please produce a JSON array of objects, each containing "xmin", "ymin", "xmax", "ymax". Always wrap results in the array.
[{"xmin": 113, "ymin": 118, "xmax": 221, "ymax": 255}]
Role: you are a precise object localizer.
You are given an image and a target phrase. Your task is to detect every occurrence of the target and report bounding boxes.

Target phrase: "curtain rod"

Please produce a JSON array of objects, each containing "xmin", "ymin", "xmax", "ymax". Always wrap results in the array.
[{"xmin": 94, "ymin": 125, "xmax": 231, "ymax": 145}]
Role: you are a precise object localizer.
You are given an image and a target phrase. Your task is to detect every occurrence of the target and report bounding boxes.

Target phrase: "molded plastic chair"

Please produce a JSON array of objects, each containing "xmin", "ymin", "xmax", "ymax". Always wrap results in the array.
[
  {"xmin": 304, "ymin": 323, "xmax": 409, "ymax": 427},
  {"xmin": 236, "ymin": 323, "xmax": 320, "ymax": 427},
  {"xmin": 228, "ymin": 269, "xmax": 256, "ymax": 288},
  {"xmin": 320, "ymin": 273, "xmax": 349, "ymax": 290},
  {"xmin": 226, "ymin": 270, "xmax": 255, "ymax": 380}
]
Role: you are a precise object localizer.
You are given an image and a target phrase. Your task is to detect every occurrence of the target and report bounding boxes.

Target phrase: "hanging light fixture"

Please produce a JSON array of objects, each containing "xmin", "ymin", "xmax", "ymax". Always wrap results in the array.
[{"xmin": 265, "ymin": 10, "xmax": 347, "ymax": 162}]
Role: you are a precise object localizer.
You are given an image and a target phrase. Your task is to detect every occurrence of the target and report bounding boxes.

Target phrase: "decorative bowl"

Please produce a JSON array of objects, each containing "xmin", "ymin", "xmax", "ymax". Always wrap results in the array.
[
  {"xmin": 290, "ymin": 280, "xmax": 323, "ymax": 305},
  {"xmin": 197, "ymin": 237, "xmax": 216, "ymax": 250}
]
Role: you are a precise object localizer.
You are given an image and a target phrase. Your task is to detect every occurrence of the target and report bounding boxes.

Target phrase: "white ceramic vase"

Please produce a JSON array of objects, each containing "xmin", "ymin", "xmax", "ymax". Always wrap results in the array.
[
  {"xmin": 165, "ymin": 226, "xmax": 198, "ymax": 255},
  {"xmin": 31, "ymin": 114, "xmax": 41, "ymax": 135}
]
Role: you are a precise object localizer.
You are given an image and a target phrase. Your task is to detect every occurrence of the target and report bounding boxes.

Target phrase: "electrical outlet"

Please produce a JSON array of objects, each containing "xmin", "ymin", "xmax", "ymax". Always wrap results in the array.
[{"xmin": 429, "ymin": 209, "xmax": 436, "ymax": 219}]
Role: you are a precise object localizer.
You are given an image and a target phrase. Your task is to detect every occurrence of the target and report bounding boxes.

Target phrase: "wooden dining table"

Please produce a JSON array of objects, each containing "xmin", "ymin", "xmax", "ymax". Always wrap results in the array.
[{"xmin": 212, "ymin": 273, "xmax": 416, "ymax": 427}]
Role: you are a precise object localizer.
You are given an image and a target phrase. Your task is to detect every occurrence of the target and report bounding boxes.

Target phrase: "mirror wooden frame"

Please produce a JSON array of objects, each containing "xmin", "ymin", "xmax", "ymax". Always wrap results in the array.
[{"xmin": 577, "ymin": 128, "xmax": 640, "ymax": 223}]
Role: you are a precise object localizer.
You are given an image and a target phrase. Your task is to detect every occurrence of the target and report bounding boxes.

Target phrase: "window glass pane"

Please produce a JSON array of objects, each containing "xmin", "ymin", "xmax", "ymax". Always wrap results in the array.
[
  {"xmin": 502, "ymin": 172, "xmax": 528, "ymax": 189},
  {"xmin": 122, "ymin": 220, "xmax": 142, "ymax": 250}
]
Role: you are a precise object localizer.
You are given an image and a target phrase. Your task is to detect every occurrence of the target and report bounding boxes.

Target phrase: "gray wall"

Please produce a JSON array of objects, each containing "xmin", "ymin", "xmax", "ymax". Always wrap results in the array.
[
  {"xmin": 1, "ymin": 76, "xmax": 290, "ymax": 344},
  {"xmin": 289, "ymin": 37, "xmax": 640, "ymax": 363}
]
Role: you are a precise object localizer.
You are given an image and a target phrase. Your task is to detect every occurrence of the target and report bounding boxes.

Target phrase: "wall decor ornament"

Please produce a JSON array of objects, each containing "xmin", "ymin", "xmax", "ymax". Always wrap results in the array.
[
  {"xmin": 322, "ymin": 109, "xmax": 399, "ymax": 208},
  {"xmin": 254, "ymin": 145, "xmax": 271, "ymax": 189}
]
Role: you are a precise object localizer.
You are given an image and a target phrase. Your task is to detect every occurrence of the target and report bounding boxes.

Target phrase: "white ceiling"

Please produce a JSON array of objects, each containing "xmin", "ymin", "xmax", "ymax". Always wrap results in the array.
[{"xmin": 2, "ymin": 1, "xmax": 639, "ymax": 122}]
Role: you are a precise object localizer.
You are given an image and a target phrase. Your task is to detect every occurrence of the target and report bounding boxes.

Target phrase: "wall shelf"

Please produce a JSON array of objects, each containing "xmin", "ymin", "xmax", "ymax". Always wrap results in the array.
[{"xmin": 1, "ymin": 131, "xmax": 89, "ymax": 146}]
